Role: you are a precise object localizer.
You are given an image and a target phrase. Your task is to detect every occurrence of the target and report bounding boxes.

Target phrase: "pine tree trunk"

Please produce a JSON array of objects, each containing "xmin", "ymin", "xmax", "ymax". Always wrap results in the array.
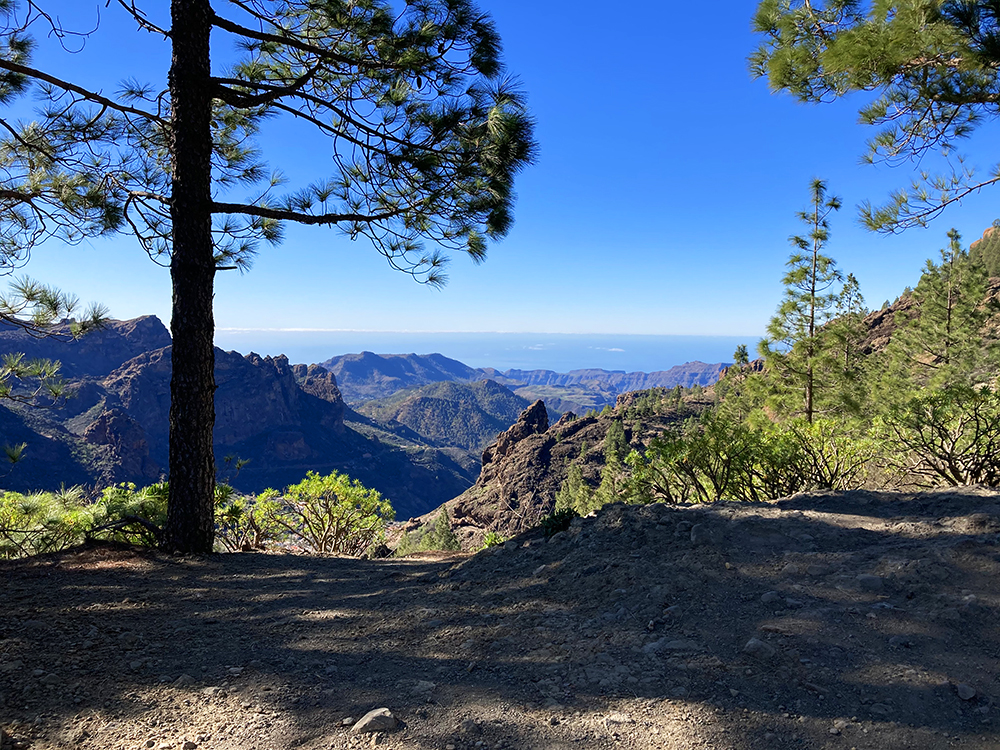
[{"xmin": 163, "ymin": 0, "xmax": 216, "ymax": 554}]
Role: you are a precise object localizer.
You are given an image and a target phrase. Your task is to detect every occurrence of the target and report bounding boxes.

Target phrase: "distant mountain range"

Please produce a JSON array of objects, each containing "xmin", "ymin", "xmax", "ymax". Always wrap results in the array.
[
  {"xmin": 0, "ymin": 317, "xmax": 728, "ymax": 520},
  {"xmin": 0, "ymin": 318, "xmax": 473, "ymax": 519},
  {"xmin": 320, "ymin": 352, "xmax": 728, "ymax": 412}
]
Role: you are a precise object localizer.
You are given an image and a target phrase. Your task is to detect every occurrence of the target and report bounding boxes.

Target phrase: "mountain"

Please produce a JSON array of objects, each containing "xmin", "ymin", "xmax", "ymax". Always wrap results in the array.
[
  {"xmin": 0, "ymin": 315, "xmax": 171, "ymax": 379},
  {"xmin": 401, "ymin": 387, "xmax": 714, "ymax": 547},
  {"xmin": 353, "ymin": 379, "xmax": 530, "ymax": 452},
  {"xmin": 320, "ymin": 351, "xmax": 728, "ymax": 411},
  {"xmin": 0, "ymin": 319, "xmax": 473, "ymax": 520},
  {"xmin": 320, "ymin": 352, "xmax": 481, "ymax": 401}
]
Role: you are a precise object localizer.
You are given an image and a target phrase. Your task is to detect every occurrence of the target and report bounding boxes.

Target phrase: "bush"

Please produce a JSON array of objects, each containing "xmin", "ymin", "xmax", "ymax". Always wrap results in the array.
[
  {"xmin": 480, "ymin": 531, "xmax": 506, "ymax": 549},
  {"xmin": 422, "ymin": 508, "xmax": 461, "ymax": 551},
  {"xmin": 0, "ymin": 487, "xmax": 94, "ymax": 559},
  {"xmin": 538, "ymin": 507, "xmax": 576, "ymax": 538},
  {"xmin": 394, "ymin": 508, "xmax": 461, "ymax": 556},
  {"xmin": 89, "ymin": 482, "xmax": 169, "ymax": 546},
  {"xmin": 626, "ymin": 412, "xmax": 811, "ymax": 504},
  {"xmin": 271, "ymin": 470, "xmax": 394, "ymax": 555},
  {"xmin": 214, "ymin": 489, "xmax": 284, "ymax": 552},
  {"xmin": 877, "ymin": 385, "xmax": 1000, "ymax": 486}
]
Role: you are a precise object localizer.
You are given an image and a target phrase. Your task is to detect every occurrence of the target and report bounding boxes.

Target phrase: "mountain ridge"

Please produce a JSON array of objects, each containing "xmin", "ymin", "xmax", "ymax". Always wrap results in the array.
[{"xmin": 320, "ymin": 351, "xmax": 728, "ymax": 410}]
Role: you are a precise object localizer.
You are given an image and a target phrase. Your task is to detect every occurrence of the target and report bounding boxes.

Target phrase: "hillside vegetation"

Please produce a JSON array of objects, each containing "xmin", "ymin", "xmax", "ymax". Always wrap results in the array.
[
  {"xmin": 321, "ymin": 351, "xmax": 727, "ymax": 412},
  {"xmin": 354, "ymin": 379, "xmax": 530, "ymax": 452}
]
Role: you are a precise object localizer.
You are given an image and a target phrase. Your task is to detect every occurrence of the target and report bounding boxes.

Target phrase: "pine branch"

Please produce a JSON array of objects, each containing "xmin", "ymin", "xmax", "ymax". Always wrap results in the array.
[{"xmin": 0, "ymin": 59, "xmax": 165, "ymax": 124}]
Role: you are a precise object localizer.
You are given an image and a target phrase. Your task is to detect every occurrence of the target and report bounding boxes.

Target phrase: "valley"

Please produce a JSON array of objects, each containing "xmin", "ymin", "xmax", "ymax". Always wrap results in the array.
[{"xmin": 0, "ymin": 318, "xmax": 727, "ymax": 523}]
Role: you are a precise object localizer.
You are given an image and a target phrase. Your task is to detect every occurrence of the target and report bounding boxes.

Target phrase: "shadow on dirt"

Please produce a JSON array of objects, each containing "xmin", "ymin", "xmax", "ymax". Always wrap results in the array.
[{"xmin": 1, "ymin": 489, "xmax": 997, "ymax": 749}]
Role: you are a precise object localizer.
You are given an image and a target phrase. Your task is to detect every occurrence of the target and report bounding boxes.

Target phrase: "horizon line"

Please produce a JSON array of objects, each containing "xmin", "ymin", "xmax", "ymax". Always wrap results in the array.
[{"xmin": 215, "ymin": 327, "xmax": 761, "ymax": 337}]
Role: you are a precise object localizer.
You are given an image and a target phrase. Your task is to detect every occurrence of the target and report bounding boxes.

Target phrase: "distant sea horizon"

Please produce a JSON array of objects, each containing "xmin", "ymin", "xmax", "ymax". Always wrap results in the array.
[{"xmin": 213, "ymin": 330, "xmax": 758, "ymax": 374}]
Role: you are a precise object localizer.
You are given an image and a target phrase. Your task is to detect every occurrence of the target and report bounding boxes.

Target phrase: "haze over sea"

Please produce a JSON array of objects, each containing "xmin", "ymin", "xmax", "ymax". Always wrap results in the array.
[{"xmin": 214, "ymin": 331, "xmax": 751, "ymax": 374}]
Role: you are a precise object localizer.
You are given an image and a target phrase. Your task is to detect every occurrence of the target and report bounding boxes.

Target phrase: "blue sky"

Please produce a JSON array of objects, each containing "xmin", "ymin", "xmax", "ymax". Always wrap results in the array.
[{"xmin": 13, "ymin": 1, "xmax": 1000, "ymax": 352}]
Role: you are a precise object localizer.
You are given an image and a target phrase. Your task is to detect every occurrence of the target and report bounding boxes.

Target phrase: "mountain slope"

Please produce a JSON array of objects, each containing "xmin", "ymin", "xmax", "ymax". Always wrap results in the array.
[
  {"xmin": 320, "ymin": 351, "xmax": 482, "ymax": 402},
  {"xmin": 0, "ymin": 319, "xmax": 476, "ymax": 520},
  {"xmin": 321, "ymin": 351, "xmax": 728, "ymax": 411},
  {"xmin": 354, "ymin": 379, "xmax": 529, "ymax": 451},
  {"xmin": 405, "ymin": 388, "xmax": 714, "ymax": 546}
]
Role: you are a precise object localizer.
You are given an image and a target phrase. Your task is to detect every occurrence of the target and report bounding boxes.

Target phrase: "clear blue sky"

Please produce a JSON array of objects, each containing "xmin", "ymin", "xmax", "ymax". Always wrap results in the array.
[{"xmin": 14, "ymin": 1, "xmax": 1000, "ymax": 346}]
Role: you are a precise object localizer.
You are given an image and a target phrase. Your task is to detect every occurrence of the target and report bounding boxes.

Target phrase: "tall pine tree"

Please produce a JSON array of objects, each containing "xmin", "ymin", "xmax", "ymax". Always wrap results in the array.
[
  {"xmin": 883, "ymin": 229, "xmax": 997, "ymax": 393},
  {"xmin": 0, "ymin": 0, "xmax": 536, "ymax": 552},
  {"xmin": 759, "ymin": 179, "xmax": 843, "ymax": 422}
]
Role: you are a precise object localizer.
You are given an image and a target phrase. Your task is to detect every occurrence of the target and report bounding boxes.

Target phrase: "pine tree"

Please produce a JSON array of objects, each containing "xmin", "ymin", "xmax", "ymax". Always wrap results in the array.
[
  {"xmin": 423, "ymin": 508, "xmax": 460, "ymax": 551},
  {"xmin": 884, "ymin": 229, "xmax": 997, "ymax": 392},
  {"xmin": 0, "ymin": 0, "xmax": 536, "ymax": 552},
  {"xmin": 827, "ymin": 273, "xmax": 869, "ymax": 413},
  {"xmin": 592, "ymin": 419, "xmax": 628, "ymax": 509},
  {"xmin": 554, "ymin": 463, "xmax": 592, "ymax": 515},
  {"xmin": 751, "ymin": 0, "xmax": 1000, "ymax": 230},
  {"xmin": 759, "ymin": 179, "xmax": 843, "ymax": 422}
]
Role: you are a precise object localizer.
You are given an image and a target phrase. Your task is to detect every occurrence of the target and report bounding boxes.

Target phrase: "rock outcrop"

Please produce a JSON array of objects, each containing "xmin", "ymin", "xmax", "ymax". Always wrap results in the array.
[
  {"xmin": 430, "ymin": 390, "xmax": 712, "ymax": 545},
  {"xmin": 0, "ymin": 317, "xmax": 472, "ymax": 519},
  {"xmin": 82, "ymin": 408, "xmax": 160, "ymax": 482},
  {"xmin": 0, "ymin": 315, "xmax": 171, "ymax": 379}
]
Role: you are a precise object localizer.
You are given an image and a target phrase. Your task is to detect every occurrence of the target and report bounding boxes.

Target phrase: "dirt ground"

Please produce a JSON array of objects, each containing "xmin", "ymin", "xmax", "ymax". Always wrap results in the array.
[{"xmin": 2, "ymin": 487, "xmax": 999, "ymax": 750}]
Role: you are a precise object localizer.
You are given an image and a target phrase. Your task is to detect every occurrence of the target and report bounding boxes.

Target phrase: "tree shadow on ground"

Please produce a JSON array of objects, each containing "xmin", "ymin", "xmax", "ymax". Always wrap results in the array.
[{"xmin": 1, "ymin": 489, "xmax": 998, "ymax": 749}]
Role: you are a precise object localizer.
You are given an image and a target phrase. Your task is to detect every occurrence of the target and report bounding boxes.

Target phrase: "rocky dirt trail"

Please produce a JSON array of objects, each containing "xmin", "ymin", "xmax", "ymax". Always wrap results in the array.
[{"xmin": 2, "ymin": 487, "xmax": 999, "ymax": 750}]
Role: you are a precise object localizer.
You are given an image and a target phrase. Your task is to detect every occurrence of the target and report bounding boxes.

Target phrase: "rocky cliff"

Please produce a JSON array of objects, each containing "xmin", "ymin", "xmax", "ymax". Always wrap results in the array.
[
  {"xmin": 408, "ymin": 389, "xmax": 712, "ymax": 546},
  {"xmin": 0, "ymin": 315, "xmax": 171, "ymax": 379},
  {"xmin": 0, "ymin": 318, "xmax": 472, "ymax": 520}
]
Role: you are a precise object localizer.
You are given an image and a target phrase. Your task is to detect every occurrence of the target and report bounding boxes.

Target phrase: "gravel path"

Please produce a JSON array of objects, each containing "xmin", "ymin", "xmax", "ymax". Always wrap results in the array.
[{"xmin": 2, "ymin": 487, "xmax": 999, "ymax": 749}]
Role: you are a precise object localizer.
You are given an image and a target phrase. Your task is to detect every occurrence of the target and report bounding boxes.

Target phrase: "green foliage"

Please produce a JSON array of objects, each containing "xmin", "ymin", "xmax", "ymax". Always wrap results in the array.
[
  {"xmin": 0, "ymin": 487, "xmax": 94, "ymax": 559},
  {"xmin": 554, "ymin": 462, "xmax": 596, "ymax": 515},
  {"xmin": 626, "ymin": 411, "xmax": 819, "ymax": 504},
  {"xmin": 759, "ymin": 180, "xmax": 845, "ymax": 423},
  {"xmin": 880, "ymin": 230, "xmax": 997, "ymax": 395},
  {"xmin": 603, "ymin": 419, "xmax": 628, "ymax": 465},
  {"xmin": 751, "ymin": 0, "xmax": 1000, "ymax": 231},
  {"xmin": 877, "ymin": 385, "xmax": 1000, "ymax": 486},
  {"xmin": 89, "ymin": 482, "xmax": 169, "ymax": 547},
  {"xmin": 394, "ymin": 508, "xmax": 461, "ymax": 556},
  {"xmin": 480, "ymin": 531, "xmax": 506, "ymax": 549},
  {"xmin": 214, "ymin": 489, "xmax": 284, "ymax": 552},
  {"xmin": 424, "ymin": 508, "xmax": 461, "ymax": 551},
  {"xmin": 538, "ymin": 507, "xmax": 577, "ymax": 538},
  {"xmin": 271, "ymin": 470, "xmax": 394, "ymax": 555},
  {"xmin": 970, "ymin": 222, "xmax": 1000, "ymax": 277},
  {"xmin": 788, "ymin": 418, "xmax": 880, "ymax": 490}
]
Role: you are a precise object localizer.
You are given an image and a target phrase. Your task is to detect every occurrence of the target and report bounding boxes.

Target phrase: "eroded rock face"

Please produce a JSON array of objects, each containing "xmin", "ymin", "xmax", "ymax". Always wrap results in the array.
[
  {"xmin": 0, "ymin": 315, "xmax": 171, "ymax": 379},
  {"xmin": 105, "ymin": 347, "xmax": 348, "ymax": 467},
  {"xmin": 481, "ymin": 399, "xmax": 548, "ymax": 466},
  {"xmin": 82, "ymin": 408, "xmax": 160, "ymax": 482},
  {"xmin": 422, "ymin": 391, "xmax": 715, "ymax": 545}
]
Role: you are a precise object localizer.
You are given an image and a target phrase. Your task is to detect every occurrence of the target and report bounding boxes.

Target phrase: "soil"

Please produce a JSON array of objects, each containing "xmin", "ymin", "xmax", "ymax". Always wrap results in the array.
[{"xmin": 2, "ymin": 487, "xmax": 999, "ymax": 750}]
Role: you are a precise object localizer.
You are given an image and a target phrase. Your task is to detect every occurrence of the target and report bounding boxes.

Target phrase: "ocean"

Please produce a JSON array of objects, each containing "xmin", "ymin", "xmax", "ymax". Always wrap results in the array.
[{"xmin": 213, "ymin": 330, "xmax": 756, "ymax": 373}]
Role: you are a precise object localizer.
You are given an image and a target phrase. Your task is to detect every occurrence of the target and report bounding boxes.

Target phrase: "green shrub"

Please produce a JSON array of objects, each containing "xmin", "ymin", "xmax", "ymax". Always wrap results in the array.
[
  {"xmin": 271, "ymin": 470, "xmax": 394, "ymax": 555},
  {"xmin": 214, "ymin": 488, "xmax": 284, "ymax": 552},
  {"xmin": 538, "ymin": 507, "xmax": 576, "ymax": 538},
  {"xmin": 89, "ymin": 482, "xmax": 168, "ymax": 546},
  {"xmin": 394, "ymin": 508, "xmax": 461, "ymax": 555},
  {"xmin": 876, "ymin": 385, "xmax": 1000, "ymax": 486},
  {"xmin": 422, "ymin": 508, "xmax": 461, "ymax": 551},
  {"xmin": 0, "ymin": 487, "xmax": 94, "ymax": 559},
  {"xmin": 480, "ymin": 531, "xmax": 506, "ymax": 549}
]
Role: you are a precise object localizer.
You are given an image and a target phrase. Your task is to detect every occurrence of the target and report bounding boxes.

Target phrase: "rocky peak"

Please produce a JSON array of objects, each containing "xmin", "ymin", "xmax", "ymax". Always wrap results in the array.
[
  {"xmin": 0, "ymin": 315, "xmax": 172, "ymax": 379},
  {"xmin": 481, "ymin": 399, "xmax": 548, "ymax": 466},
  {"xmin": 293, "ymin": 363, "xmax": 344, "ymax": 406}
]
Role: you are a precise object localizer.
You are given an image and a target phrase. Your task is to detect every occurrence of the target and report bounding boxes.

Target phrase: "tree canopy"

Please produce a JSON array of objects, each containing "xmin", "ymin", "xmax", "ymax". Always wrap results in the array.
[
  {"xmin": 0, "ymin": 0, "xmax": 536, "ymax": 552},
  {"xmin": 751, "ymin": 0, "xmax": 1000, "ymax": 231}
]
